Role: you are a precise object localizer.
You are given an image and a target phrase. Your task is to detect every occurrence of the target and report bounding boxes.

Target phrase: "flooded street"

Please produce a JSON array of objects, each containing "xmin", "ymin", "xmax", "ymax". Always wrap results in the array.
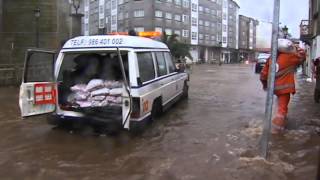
[{"xmin": 0, "ymin": 64, "xmax": 319, "ymax": 180}]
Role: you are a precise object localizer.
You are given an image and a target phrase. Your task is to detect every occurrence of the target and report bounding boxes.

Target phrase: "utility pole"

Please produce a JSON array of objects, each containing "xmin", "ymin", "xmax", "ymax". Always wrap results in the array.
[{"xmin": 260, "ymin": 0, "xmax": 280, "ymax": 159}]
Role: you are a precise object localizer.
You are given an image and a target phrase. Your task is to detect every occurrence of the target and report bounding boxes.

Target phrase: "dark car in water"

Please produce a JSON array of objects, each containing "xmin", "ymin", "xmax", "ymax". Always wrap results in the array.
[
  {"xmin": 255, "ymin": 53, "xmax": 270, "ymax": 73},
  {"xmin": 255, "ymin": 58, "xmax": 268, "ymax": 73}
]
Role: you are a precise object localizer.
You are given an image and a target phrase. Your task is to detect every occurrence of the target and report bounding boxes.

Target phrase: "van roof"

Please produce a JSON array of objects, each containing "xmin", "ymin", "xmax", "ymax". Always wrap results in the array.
[{"xmin": 63, "ymin": 35, "xmax": 169, "ymax": 50}]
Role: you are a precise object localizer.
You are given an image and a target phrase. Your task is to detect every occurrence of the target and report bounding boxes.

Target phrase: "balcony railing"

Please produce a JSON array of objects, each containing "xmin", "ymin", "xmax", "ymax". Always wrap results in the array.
[{"xmin": 300, "ymin": 20, "xmax": 313, "ymax": 42}]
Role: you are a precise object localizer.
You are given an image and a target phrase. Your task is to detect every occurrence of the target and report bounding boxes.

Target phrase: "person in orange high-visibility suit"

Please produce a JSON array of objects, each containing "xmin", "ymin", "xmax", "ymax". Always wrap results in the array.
[{"xmin": 260, "ymin": 46, "xmax": 306, "ymax": 134}]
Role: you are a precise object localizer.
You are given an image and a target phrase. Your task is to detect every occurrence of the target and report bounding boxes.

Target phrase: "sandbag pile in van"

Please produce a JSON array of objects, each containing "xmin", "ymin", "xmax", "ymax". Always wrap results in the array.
[{"xmin": 68, "ymin": 79, "xmax": 123, "ymax": 108}]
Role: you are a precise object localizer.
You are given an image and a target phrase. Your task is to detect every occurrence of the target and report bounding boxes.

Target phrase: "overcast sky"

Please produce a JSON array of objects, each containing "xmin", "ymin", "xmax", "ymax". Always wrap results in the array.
[{"xmin": 235, "ymin": 0, "xmax": 309, "ymax": 38}]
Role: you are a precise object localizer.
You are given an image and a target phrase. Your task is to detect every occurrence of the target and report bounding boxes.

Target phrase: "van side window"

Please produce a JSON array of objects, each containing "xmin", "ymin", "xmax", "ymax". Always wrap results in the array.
[
  {"xmin": 164, "ymin": 52, "xmax": 175, "ymax": 73},
  {"xmin": 155, "ymin": 52, "xmax": 168, "ymax": 77},
  {"xmin": 137, "ymin": 52, "xmax": 155, "ymax": 82}
]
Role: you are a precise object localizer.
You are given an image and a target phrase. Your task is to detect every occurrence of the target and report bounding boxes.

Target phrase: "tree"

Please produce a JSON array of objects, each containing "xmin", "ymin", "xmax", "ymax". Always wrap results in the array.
[{"xmin": 161, "ymin": 32, "xmax": 191, "ymax": 61}]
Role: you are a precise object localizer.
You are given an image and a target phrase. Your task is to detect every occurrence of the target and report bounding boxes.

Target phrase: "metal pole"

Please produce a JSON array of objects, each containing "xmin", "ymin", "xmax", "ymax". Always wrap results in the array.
[
  {"xmin": 36, "ymin": 16, "xmax": 39, "ymax": 47},
  {"xmin": 260, "ymin": 0, "xmax": 280, "ymax": 159}
]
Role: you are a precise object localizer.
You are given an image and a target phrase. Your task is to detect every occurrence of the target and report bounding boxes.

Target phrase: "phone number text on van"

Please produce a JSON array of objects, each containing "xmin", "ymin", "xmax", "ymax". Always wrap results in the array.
[{"xmin": 69, "ymin": 38, "xmax": 124, "ymax": 47}]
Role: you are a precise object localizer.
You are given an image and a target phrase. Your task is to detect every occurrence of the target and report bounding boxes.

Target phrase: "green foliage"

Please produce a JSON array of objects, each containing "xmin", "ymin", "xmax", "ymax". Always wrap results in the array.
[{"xmin": 161, "ymin": 32, "xmax": 191, "ymax": 60}]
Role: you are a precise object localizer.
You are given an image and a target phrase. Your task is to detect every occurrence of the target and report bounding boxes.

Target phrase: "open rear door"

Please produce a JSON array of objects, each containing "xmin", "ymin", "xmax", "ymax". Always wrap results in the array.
[
  {"xmin": 19, "ymin": 49, "xmax": 56, "ymax": 117},
  {"xmin": 117, "ymin": 48, "xmax": 132, "ymax": 129}
]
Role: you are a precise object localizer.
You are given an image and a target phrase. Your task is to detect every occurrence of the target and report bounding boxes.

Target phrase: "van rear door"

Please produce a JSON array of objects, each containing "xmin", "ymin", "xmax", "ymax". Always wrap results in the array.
[
  {"xmin": 117, "ymin": 48, "xmax": 132, "ymax": 129},
  {"xmin": 19, "ymin": 49, "xmax": 56, "ymax": 117}
]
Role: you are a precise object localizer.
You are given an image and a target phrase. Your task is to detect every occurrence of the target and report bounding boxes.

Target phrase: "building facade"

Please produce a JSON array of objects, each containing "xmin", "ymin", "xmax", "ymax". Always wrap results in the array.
[
  {"xmin": 83, "ymin": 0, "xmax": 240, "ymax": 63},
  {"xmin": 238, "ymin": 15, "xmax": 258, "ymax": 62},
  {"xmin": 0, "ymin": 0, "xmax": 81, "ymax": 85},
  {"xmin": 300, "ymin": 0, "xmax": 319, "ymax": 78}
]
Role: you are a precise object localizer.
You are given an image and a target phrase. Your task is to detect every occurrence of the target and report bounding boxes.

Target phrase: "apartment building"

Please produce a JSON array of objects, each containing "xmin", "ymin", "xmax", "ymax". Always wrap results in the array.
[
  {"xmin": 238, "ymin": 15, "xmax": 258, "ymax": 62},
  {"xmin": 83, "ymin": 0, "xmax": 240, "ymax": 63},
  {"xmin": 300, "ymin": 0, "xmax": 319, "ymax": 77}
]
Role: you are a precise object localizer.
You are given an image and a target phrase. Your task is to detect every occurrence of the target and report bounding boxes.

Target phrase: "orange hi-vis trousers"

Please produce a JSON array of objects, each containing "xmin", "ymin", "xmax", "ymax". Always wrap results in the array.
[{"xmin": 272, "ymin": 93, "xmax": 291, "ymax": 129}]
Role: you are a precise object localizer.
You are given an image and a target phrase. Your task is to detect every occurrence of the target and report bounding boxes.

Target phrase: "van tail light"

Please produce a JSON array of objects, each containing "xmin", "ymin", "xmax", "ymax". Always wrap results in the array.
[
  {"xmin": 130, "ymin": 97, "xmax": 141, "ymax": 118},
  {"xmin": 34, "ymin": 83, "xmax": 56, "ymax": 105}
]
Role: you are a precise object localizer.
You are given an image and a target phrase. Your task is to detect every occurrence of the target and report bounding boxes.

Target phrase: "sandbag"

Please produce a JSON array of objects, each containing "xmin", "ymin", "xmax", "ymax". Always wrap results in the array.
[
  {"xmin": 85, "ymin": 79, "xmax": 104, "ymax": 92},
  {"xmin": 70, "ymin": 84, "xmax": 87, "ymax": 92},
  {"xmin": 89, "ymin": 95, "xmax": 106, "ymax": 101},
  {"xmin": 76, "ymin": 101, "xmax": 92, "ymax": 108},
  {"xmin": 91, "ymin": 88, "xmax": 110, "ymax": 97},
  {"xmin": 109, "ymin": 88, "xmax": 122, "ymax": 96},
  {"xmin": 104, "ymin": 81, "xmax": 122, "ymax": 89},
  {"xmin": 74, "ymin": 91, "xmax": 90, "ymax": 101},
  {"xmin": 278, "ymin": 39, "xmax": 296, "ymax": 53}
]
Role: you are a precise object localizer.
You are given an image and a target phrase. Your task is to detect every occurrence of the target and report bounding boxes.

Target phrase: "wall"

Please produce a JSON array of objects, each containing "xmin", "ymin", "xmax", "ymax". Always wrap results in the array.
[{"xmin": 0, "ymin": 0, "xmax": 73, "ymax": 86}]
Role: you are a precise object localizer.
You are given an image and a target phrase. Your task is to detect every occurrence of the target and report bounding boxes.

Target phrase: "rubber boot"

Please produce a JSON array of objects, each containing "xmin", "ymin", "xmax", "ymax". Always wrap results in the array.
[{"xmin": 271, "ymin": 115, "xmax": 287, "ymax": 134}]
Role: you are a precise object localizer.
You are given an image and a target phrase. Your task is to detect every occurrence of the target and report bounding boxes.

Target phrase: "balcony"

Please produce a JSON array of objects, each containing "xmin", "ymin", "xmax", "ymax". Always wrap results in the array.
[{"xmin": 300, "ymin": 20, "xmax": 313, "ymax": 43}]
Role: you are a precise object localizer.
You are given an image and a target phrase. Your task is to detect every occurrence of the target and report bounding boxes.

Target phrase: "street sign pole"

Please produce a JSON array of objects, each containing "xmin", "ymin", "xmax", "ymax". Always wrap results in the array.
[{"xmin": 261, "ymin": 0, "xmax": 280, "ymax": 159}]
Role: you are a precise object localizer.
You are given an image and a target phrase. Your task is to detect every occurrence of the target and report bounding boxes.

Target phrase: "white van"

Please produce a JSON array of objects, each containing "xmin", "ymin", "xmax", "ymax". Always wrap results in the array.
[{"xmin": 19, "ymin": 35, "xmax": 189, "ymax": 132}]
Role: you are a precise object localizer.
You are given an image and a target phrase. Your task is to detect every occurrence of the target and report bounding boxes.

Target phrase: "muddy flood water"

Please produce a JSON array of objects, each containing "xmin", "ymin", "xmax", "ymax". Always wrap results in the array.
[{"xmin": 0, "ymin": 64, "xmax": 319, "ymax": 180}]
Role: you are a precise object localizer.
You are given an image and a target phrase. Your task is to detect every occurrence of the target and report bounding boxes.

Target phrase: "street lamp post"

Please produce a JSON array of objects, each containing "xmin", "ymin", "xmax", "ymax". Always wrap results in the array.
[
  {"xmin": 282, "ymin": 25, "xmax": 288, "ymax": 39},
  {"xmin": 34, "ymin": 7, "xmax": 41, "ymax": 47},
  {"xmin": 71, "ymin": 0, "xmax": 81, "ymax": 15},
  {"xmin": 69, "ymin": 0, "xmax": 84, "ymax": 38}
]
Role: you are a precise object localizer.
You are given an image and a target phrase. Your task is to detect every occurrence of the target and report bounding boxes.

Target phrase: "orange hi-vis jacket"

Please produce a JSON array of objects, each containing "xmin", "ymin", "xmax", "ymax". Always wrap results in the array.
[{"xmin": 260, "ymin": 52, "xmax": 306, "ymax": 95}]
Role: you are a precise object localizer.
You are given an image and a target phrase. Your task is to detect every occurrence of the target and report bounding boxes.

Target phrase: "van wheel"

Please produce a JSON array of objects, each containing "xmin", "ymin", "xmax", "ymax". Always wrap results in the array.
[
  {"xmin": 182, "ymin": 82, "xmax": 189, "ymax": 99},
  {"xmin": 151, "ymin": 99, "xmax": 162, "ymax": 120}
]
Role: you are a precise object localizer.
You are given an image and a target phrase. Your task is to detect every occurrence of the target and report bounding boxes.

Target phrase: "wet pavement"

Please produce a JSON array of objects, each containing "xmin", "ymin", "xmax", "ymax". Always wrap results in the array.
[{"xmin": 0, "ymin": 64, "xmax": 319, "ymax": 180}]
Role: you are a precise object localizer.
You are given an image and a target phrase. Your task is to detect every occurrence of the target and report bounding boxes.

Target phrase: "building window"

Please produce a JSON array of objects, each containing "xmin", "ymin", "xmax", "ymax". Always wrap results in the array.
[
  {"xmin": 205, "ymin": 8, "xmax": 210, "ymax": 14},
  {"xmin": 134, "ymin": 10, "xmax": 144, "ymax": 17},
  {"xmin": 174, "ymin": 14, "xmax": 181, "ymax": 21},
  {"xmin": 165, "ymin": 12, "xmax": 173, "ymax": 20},
  {"xmin": 223, "ymin": 25, "xmax": 227, "ymax": 32},
  {"xmin": 155, "ymin": 27, "xmax": 163, "ymax": 32},
  {"xmin": 167, "ymin": 0, "xmax": 173, "ymax": 2},
  {"xmin": 155, "ymin": 10, "xmax": 163, "ymax": 17},
  {"xmin": 134, "ymin": 27, "xmax": 145, "ymax": 32},
  {"xmin": 199, "ymin": 33, "xmax": 204, "ymax": 40},
  {"xmin": 111, "ymin": 0, "xmax": 117, "ymax": 9},
  {"xmin": 165, "ymin": 28, "xmax": 172, "ymax": 35},
  {"xmin": 199, "ymin": 20, "xmax": 203, "ymax": 26},
  {"xmin": 191, "ymin": 3, "xmax": 197, "ymax": 12},
  {"xmin": 182, "ymin": 30, "xmax": 189, "ymax": 37},
  {"xmin": 174, "ymin": 30, "xmax": 181, "ymax": 36},
  {"xmin": 223, "ymin": 13, "xmax": 227, "ymax": 20},
  {"xmin": 222, "ymin": 36, "xmax": 227, "ymax": 43},
  {"xmin": 118, "ymin": 0, "xmax": 124, "ymax": 4},
  {"xmin": 191, "ymin": 17, "xmax": 197, "ymax": 26},
  {"xmin": 174, "ymin": 0, "xmax": 181, "ymax": 6},
  {"xmin": 211, "ymin": 9, "xmax": 216, "ymax": 16},
  {"xmin": 205, "ymin": 21, "xmax": 210, "ymax": 27},
  {"xmin": 191, "ymin": 32, "xmax": 197, "ymax": 40},
  {"xmin": 182, "ymin": 0, "xmax": 189, "ymax": 8},
  {"xmin": 217, "ymin": 23, "xmax": 221, "ymax": 30},
  {"xmin": 111, "ymin": 15, "xmax": 117, "ymax": 24},
  {"xmin": 211, "ymin": 35, "xmax": 216, "ymax": 40},
  {"xmin": 99, "ymin": 18, "xmax": 105, "ymax": 28},
  {"xmin": 182, "ymin": 14, "xmax": 189, "ymax": 23},
  {"xmin": 199, "ymin": 5, "xmax": 203, "ymax": 12},
  {"xmin": 205, "ymin": 34, "xmax": 210, "ymax": 40},
  {"xmin": 118, "ymin": 12, "xmax": 123, "ymax": 20}
]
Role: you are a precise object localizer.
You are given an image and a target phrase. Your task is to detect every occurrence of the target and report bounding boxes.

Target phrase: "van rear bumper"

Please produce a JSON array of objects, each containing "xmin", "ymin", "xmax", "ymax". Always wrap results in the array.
[{"xmin": 48, "ymin": 113, "xmax": 122, "ymax": 126}]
